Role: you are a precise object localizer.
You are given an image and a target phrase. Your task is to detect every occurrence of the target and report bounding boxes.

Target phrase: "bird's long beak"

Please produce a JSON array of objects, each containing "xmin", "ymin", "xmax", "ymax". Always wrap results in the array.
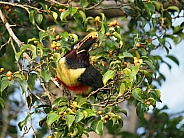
[{"xmin": 76, "ymin": 32, "xmax": 98, "ymax": 54}]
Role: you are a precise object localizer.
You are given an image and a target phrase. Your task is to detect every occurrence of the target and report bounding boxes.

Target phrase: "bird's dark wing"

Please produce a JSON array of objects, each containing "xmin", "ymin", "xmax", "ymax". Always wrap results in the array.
[{"xmin": 78, "ymin": 65, "xmax": 104, "ymax": 90}]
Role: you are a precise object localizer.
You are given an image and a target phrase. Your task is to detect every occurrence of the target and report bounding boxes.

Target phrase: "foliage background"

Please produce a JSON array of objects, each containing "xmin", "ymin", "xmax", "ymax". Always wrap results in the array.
[{"xmin": 0, "ymin": 0, "xmax": 184, "ymax": 138}]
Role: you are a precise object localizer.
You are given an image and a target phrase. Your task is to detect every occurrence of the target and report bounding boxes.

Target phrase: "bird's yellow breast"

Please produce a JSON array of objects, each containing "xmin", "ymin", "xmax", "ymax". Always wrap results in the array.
[{"xmin": 56, "ymin": 57, "xmax": 86, "ymax": 86}]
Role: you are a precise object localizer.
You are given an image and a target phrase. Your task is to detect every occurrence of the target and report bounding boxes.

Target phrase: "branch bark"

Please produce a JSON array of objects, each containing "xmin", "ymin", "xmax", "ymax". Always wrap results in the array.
[{"xmin": 0, "ymin": 9, "xmax": 23, "ymax": 47}]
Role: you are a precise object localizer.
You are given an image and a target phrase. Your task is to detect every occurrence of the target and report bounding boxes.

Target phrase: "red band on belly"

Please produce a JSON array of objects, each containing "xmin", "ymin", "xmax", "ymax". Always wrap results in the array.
[{"xmin": 56, "ymin": 76, "xmax": 91, "ymax": 95}]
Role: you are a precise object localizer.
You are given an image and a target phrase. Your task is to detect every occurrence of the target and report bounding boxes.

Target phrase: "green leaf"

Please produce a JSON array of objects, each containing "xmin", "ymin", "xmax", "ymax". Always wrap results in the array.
[
  {"xmin": 22, "ymin": 44, "xmax": 37, "ymax": 59},
  {"xmin": 99, "ymin": 13, "xmax": 106, "ymax": 22},
  {"xmin": 15, "ymin": 52, "xmax": 22, "ymax": 61},
  {"xmin": 19, "ymin": 80, "xmax": 28, "ymax": 93},
  {"xmin": 39, "ymin": 31, "xmax": 48, "ymax": 41},
  {"xmin": 123, "ymin": 52, "xmax": 133, "ymax": 58},
  {"xmin": 29, "ymin": 10, "xmax": 36, "ymax": 25},
  {"xmin": 75, "ymin": 111, "xmax": 84, "ymax": 123},
  {"xmin": 69, "ymin": 7, "xmax": 78, "ymax": 16},
  {"xmin": 40, "ymin": 70, "xmax": 51, "ymax": 82},
  {"xmin": 79, "ymin": 10, "xmax": 86, "ymax": 22},
  {"xmin": 132, "ymin": 65, "xmax": 139, "ymax": 80},
  {"xmin": 52, "ymin": 97, "xmax": 68, "ymax": 107},
  {"xmin": 65, "ymin": 115, "xmax": 75, "ymax": 129},
  {"xmin": 112, "ymin": 31, "xmax": 122, "ymax": 41},
  {"xmin": 166, "ymin": 55, "xmax": 179, "ymax": 66},
  {"xmin": 85, "ymin": 109, "xmax": 96, "ymax": 118},
  {"xmin": 166, "ymin": 6, "xmax": 180, "ymax": 13},
  {"xmin": 144, "ymin": 60, "xmax": 155, "ymax": 72},
  {"xmin": 18, "ymin": 112, "xmax": 34, "ymax": 130},
  {"xmin": 91, "ymin": 120, "xmax": 103, "ymax": 136},
  {"xmin": 118, "ymin": 83, "xmax": 125, "ymax": 97},
  {"xmin": 80, "ymin": 0, "xmax": 89, "ymax": 10},
  {"xmin": 0, "ymin": 77, "xmax": 9, "ymax": 92},
  {"xmin": 46, "ymin": 112, "xmax": 60, "ymax": 127},
  {"xmin": 103, "ymin": 70, "xmax": 115, "ymax": 85},
  {"xmin": 132, "ymin": 88, "xmax": 143, "ymax": 102},
  {"xmin": 136, "ymin": 102, "xmax": 147, "ymax": 121},
  {"xmin": 51, "ymin": 11, "xmax": 58, "ymax": 21},
  {"xmin": 35, "ymin": 13, "xmax": 43, "ymax": 25},
  {"xmin": 152, "ymin": 1, "xmax": 161, "ymax": 11},
  {"xmin": 60, "ymin": 10, "xmax": 70, "ymax": 21},
  {"xmin": 0, "ymin": 97, "xmax": 5, "ymax": 108}
]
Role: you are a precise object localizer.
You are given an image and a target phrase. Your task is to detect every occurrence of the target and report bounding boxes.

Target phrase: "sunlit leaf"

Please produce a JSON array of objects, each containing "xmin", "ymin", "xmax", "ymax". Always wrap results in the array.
[
  {"xmin": 103, "ymin": 70, "xmax": 115, "ymax": 85},
  {"xmin": 75, "ymin": 111, "xmax": 84, "ymax": 123},
  {"xmin": 91, "ymin": 120, "xmax": 103, "ymax": 136},
  {"xmin": 132, "ymin": 88, "xmax": 143, "ymax": 102},
  {"xmin": 0, "ymin": 77, "xmax": 9, "ymax": 92},
  {"xmin": 51, "ymin": 11, "xmax": 58, "ymax": 21},
  {"xmin": 29, "ymin": 10, "xmax": 35, "ymax": 25},
  {"xmin": 35, "ymin": 13, "xmax": 43, "ymax": 25},
  {"xmin": 40, "ymin": 70, "xmax": 51, "ymax": 82},
  {"xmin": 166, "ymin": 6, "xmax": 180, "ymax": 13},
  {"xmin": 65, "ymin": 115, "xmax": 75, "ymax": 129},
  {"xmin": 46, "ymin": 112, "xmax": 60, "ymax": 127},
  {"xmin": 80, "ymin": 0, "xmax": 89, "ymax": 10},
  {"xmin": 60, "ymin": 10, "xmax": 70, "ymax": 21},
  {"xmin": 118, "ymin": 83, "xmax": 126, "ymax": 97}
]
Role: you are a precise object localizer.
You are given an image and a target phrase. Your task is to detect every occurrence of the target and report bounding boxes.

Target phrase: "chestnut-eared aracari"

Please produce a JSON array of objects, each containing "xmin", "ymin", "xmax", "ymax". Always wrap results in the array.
[{"xmin": 56, "ymin": 32, "xmax": 104, "ymax": 95}]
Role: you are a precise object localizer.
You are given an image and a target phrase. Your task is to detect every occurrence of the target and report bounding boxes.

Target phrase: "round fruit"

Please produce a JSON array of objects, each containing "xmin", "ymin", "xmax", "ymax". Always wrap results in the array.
[
  {"xmin": 145, "ymin": 101, "xmax": 151, "ymax": 105},
  {"xmin": 55, "ymin": 46, "xmax": 59, "ymax": 50},
  {"xmin": 56, "ymin": 43, "xmax": 61, "ymax": 47},
  {"xmin": 55, "ymin": 35, "xmax": 60, "ymax": 41},
  {"xmin": 123, "ymin": 62, "xmax": 127, "ymax": 66},
  {"xmin": 6, "ymin": 71, "xmax": 12, "ymax": 77},
  {"xmin": 135, "ymin": 43, "xmax": 140, "ymax": 47},
  {"xmin": 5, "ymin": 5, "xmax": 10, "ymax": 10},
  {"xmin": 8, "ymin": 76, "xmax": 12, "ymax": 81},
  {"xmin": 51, "ymin": 43, "xmax": 56, "ymax": 49},
  {"xmin": 106, "ymin": 32, "xmax": 111, "ymax": 37},
  {"xmin": 94, "ymin": 16, "xmax": 100, "ymax": 22},
  {"xmin": 59, "ymin": 8, "xmax": 65, "ymax": 13},
  {"xmin": 104, "ymin": 115, "xmax": 109, "ymax": 120},
  {"xmin": 97, "ymin": 110, "xmax": 103, "ymax": 115},
  {"xmin": 0, "ymin": 68, "xmax": 4, "ymax": 72}
]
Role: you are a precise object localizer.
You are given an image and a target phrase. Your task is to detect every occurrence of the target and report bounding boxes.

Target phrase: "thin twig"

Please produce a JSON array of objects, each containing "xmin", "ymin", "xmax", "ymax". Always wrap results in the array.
[{"xmin": 0, "ymin": 9, "xmax": 23, "ymax": 47}]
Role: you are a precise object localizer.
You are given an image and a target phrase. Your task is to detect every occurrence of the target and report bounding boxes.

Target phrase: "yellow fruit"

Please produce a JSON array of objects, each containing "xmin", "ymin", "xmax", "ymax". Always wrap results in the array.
[
  {"xmin": 106, "ymin": 32, "xmax": 111, "ymax": 37},
  {"xmin": 8, "ymin": 76, "xmax": 12, "ymax": 81},
  {"xmin": 55, "ymin": 35, "xmax": 60, "ymax": 41},
  {"xmin": 0, "ymin": 68, "xmax": 4, "ymax": 72},
  {"xmin": 59, "ymin": 8, "xmax": 65, "ymax": 13},
  {"xmin": 97, "ymin": 110, "xmax": 103, "ymax": 115},
  {"xmin": 56, "ymin": 43, "xmax": 61, "ymax": 47},
  {"xmin": 109, "ymin": 20, "xmax": 118, "ymax": 27},
  {"xmin": 145, "ymin": 101, "xmax": 151, "ymax": 105},
  {"xmin": 94, "ymin": 16, "xmax": 100, "ymax": 22},
  {"xmin": 104, "ymin": 115, "xmax": 109, "ymax": 120},
  {"xmin": 6, "ymin": 71, "xmax": 12, "ymax": 77},
  {"xmin": 135, "ymin": 43, "xmax": 141, "ymax": 47},
  {"xmin": 51, "ymin": 43, "xmax": 56, "ymax": 49},
  {"xmin": 123, "ymin": 62, "xmax": 127, "ymax": 66},
  {"xmin": 55, "ymin": 46, "xmax": 59, "ymax": 50}
]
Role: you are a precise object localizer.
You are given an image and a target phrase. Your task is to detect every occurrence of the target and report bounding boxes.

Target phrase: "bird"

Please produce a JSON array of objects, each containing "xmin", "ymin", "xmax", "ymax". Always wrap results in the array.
[{"xmin": 56, "ymin": 32, "xmax": 104, "ymax": 95}]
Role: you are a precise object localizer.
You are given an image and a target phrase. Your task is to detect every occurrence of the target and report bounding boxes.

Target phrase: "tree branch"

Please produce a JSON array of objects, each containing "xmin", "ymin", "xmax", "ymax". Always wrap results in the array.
[{"xmin": 0, "ymin": 9, "xmax": 23, "ymax": 47}]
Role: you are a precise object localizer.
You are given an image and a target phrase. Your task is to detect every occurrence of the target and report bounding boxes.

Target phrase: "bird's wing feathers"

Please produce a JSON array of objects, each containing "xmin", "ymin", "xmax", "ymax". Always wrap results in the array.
[{"xmin": 78, "ymin": 65, "xmax": 104, "ymax": 89}]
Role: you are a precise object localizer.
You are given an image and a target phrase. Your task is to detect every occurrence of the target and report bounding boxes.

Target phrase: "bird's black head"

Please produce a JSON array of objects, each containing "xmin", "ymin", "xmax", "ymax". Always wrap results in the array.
[{"xmin": 65, "ymin": 32, "xmax": 98, "ymax": 68}]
